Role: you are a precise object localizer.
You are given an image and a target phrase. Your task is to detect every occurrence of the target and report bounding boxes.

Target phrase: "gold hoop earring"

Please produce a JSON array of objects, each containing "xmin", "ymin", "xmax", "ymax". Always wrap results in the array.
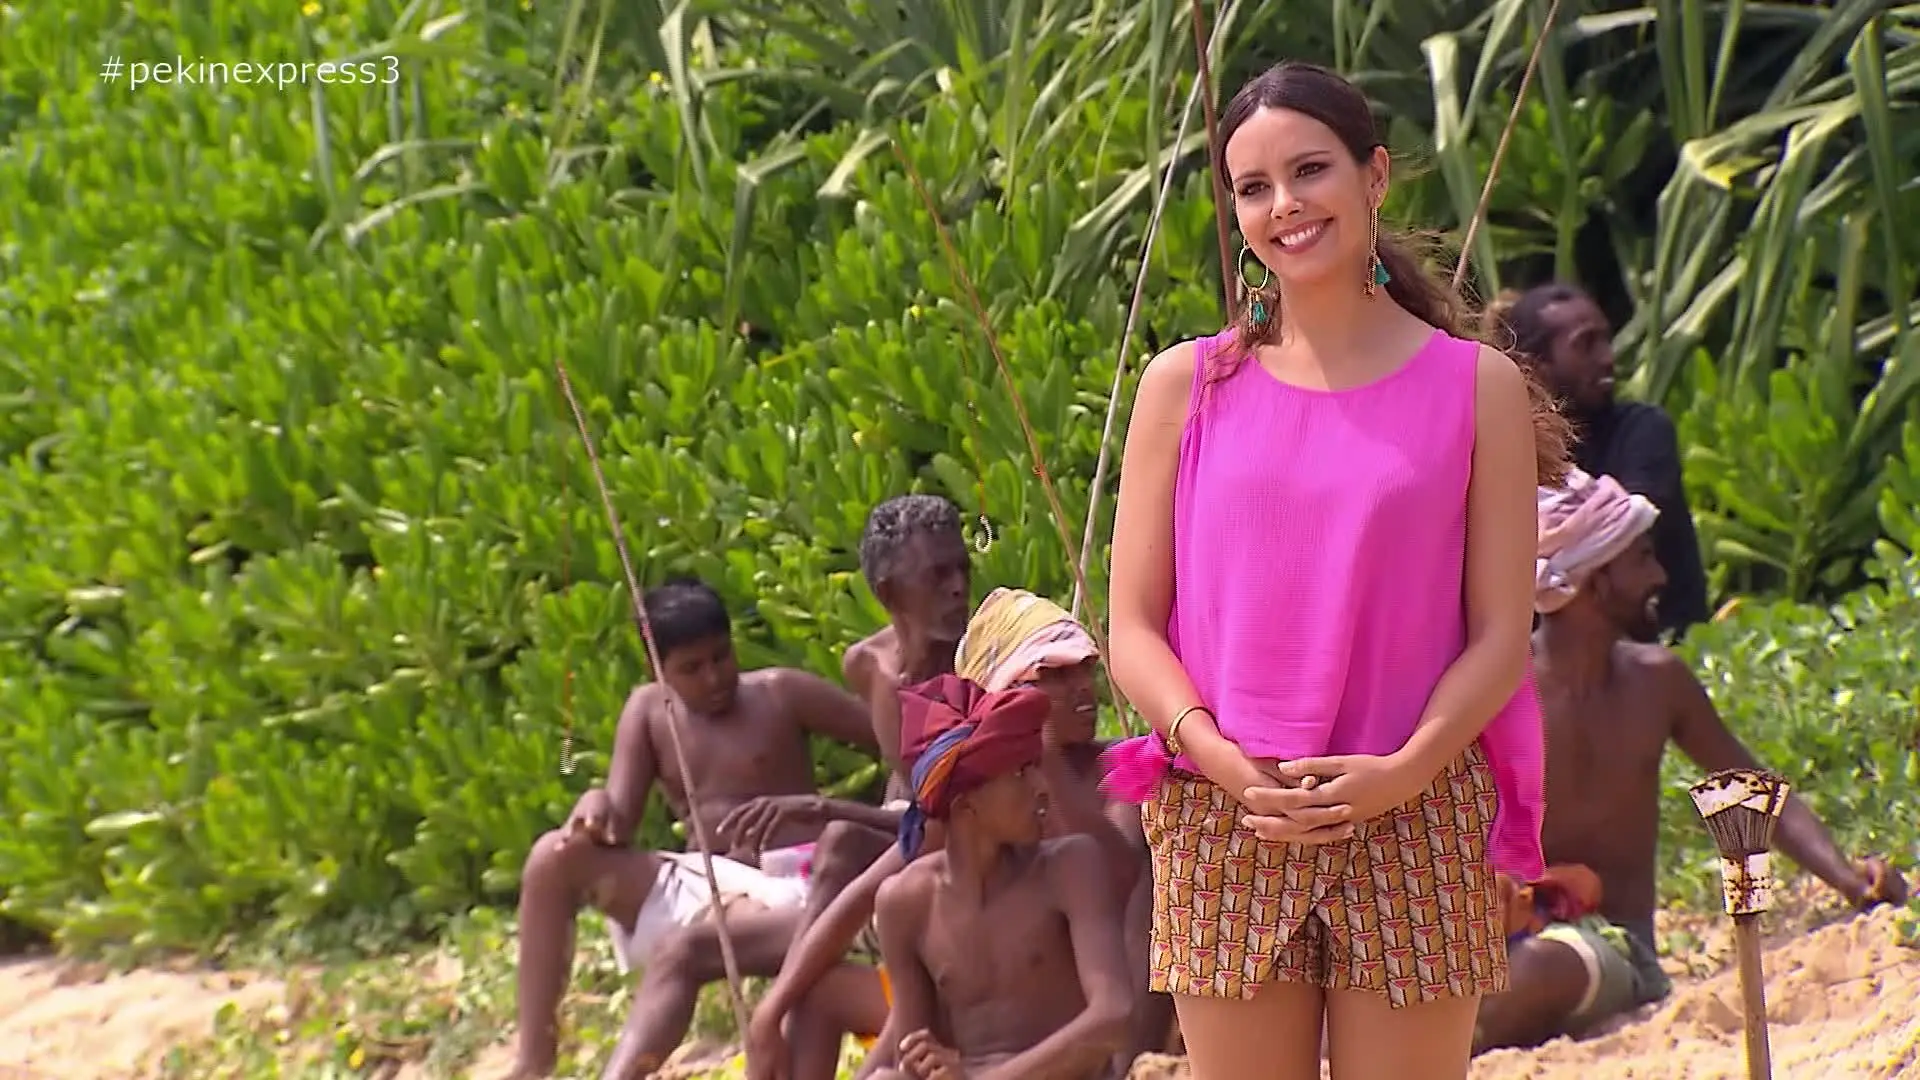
[
  {"xmin": 1237, "ymin": 243, "xmax": 1274, "ymax": 329},
  {"xmin": 1365, "ymin": 203, "xmax": 1391, "ymax": 296}
]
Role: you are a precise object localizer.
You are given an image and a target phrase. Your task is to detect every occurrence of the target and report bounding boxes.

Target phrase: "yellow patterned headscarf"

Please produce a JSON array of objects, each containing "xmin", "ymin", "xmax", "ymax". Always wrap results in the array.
[{"xmin": 953, "ymin": 588, "xmax": 1099, "ymax": 691}]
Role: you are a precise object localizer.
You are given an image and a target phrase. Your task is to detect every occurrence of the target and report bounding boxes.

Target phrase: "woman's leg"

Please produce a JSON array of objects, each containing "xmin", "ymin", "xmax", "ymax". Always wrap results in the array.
[
  {"xmin": 1325, "ymin": 990, "xmax": 1478, "ymax": 1080},
  {"xmin": 1144, "ymin": 774, "xmax": 1330, "ymax": 1080},
  {"xmin": 1322, "ymin": 745, "xmax": 1503, "ymax": 1080},
  {"xmin": 1172, "ymin": 981, "xmax": 1324, "ymax": 1080}
]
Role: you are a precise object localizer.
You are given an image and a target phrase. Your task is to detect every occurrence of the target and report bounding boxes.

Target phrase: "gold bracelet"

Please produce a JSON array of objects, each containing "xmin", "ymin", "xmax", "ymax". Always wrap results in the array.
[{"xmin": 1164, "ymin": 705, "xmax": 1211, "ymax": 757}]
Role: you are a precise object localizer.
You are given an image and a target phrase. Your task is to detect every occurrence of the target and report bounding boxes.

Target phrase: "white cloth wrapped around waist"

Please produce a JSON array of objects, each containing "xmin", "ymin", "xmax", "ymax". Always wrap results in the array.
[{"xmin": 606, "ymin": 848, "xmax": 812, "ymax": 973}]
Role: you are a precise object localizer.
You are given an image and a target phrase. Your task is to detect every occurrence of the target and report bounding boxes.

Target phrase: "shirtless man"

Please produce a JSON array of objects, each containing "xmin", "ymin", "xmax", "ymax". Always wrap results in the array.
[
  {"xmin": 842, "ymin": 494, "xmax": 975, "ymax": 780},
  {"xmin": 867, "ymin": 674, "xmax": 1132, "ymax": 1080},
  {"xmin": 746, "ymin": 589, "xmax": 1148, "ymax": 1080},
  {"xmin": 775, "ymin": 495, "xmax": 980, "ymax": 991},
  {"xmin": 1472, "ymin": 472, "xmax": 1909, "ymax": 1052},
  {"xmin": 508, "ymin": 578, "xmax": 892, "ymax": 1079}
]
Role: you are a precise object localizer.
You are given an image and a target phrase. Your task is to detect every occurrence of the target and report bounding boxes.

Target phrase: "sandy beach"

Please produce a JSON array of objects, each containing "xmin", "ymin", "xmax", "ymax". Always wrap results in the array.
[{"xmin": 2, "ymin": 892, "xmax": 1914, "ymax": 1079}]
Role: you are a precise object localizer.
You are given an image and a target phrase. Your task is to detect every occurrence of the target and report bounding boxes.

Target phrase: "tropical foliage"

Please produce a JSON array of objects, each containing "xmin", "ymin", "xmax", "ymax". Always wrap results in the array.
[
  {"xmin": 1, "ymin": 0, "xmax": 1916, "ymax": 955},
  {"xmin": 1662, "ymin": 556, "xmax": 1920, "ymax": 911}
]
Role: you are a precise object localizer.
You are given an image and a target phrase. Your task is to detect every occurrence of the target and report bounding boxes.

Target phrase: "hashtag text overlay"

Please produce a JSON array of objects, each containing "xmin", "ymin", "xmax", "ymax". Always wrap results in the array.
[{"xmin": 99, "ymin": 56, "xmax": 401, "ymax": 90}]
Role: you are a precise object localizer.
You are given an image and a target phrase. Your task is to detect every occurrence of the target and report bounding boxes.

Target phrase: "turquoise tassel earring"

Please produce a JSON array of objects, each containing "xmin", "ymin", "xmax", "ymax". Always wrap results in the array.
[
  {"xmin": 1366, "ymin": 202, "xmax": 1391, "ymax": 295},
  {"xmin": 1238, "ymin": 242, "xmax": 1274, "ymax": 329}
]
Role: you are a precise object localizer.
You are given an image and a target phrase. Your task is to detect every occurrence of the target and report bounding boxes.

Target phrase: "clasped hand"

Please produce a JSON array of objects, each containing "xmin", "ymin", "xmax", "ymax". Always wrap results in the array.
[{"xmin": 1220, "ymin": 752, "xmax": 1430, "ymax": 845}]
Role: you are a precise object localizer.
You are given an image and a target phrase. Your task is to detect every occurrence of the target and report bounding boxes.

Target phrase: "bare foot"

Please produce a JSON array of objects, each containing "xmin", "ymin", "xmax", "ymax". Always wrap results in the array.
[{"xmin": 496, "ymin": 1048, "xmax": 555, "ymax": 1080}]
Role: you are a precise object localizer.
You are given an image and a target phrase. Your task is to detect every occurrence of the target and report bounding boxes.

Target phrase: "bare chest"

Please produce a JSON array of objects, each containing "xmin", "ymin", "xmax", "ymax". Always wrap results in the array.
[
  {"xmin": 653, "ymin": 709, "xmax": 815, "ymax": 805},
  {"xmin": 921, "ymin": 884, "xmax": 1075, "ymax": 1007},
  {"xmin": 1539, "ymin": 683, "xmax": 1669, "ymax": 848}
]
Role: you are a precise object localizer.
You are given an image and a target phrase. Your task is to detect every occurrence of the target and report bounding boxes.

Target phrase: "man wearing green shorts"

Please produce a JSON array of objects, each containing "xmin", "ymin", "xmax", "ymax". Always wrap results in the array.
[
  {"xmin": 1528, "ymin": 910, "xmax": 1671, "ymax": 1032},
  {"xmin": 1473, "ymin": 470, "xmax": 1906, "ymax": 1051}
]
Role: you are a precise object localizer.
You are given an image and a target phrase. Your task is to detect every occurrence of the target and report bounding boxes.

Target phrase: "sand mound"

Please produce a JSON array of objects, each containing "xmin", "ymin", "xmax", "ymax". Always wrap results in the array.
[
  {"xmin": 0, "ymin": 955, "xmax": 281, "ymax": 1079},
  {"xmin": 1475, "ymin": 904, "xmax": 1920, "ymax": 1079},
  {"xmin": 1129, "ymin": 904, "xmax": 1920, "ymax": 1079}
]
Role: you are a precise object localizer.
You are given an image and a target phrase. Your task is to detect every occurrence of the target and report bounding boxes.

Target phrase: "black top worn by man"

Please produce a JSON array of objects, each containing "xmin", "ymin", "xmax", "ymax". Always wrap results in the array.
[{"xmin": 1503, "ymin": 283, "xmax": 1709, "ymax": 637}]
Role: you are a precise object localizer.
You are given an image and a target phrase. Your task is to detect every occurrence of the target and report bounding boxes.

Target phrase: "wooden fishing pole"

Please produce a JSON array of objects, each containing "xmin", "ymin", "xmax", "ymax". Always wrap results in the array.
[
  {"xmin": 1072, "ymin": 0, "xmax": 1242, "ymax": 622},
  {"xmin": 1188, "ymin": 0, "xmax": 1234, "ymax": 309},
  {"xmin": 889, "ymin": 141, "xmax": 1138, "ymax": 737},
  {"xmin": 1690, "ymin": 768, "xmax": 1789, "ymax": 1080},
  {"xmin": 555, "ymin": 393, "xmax": 578, "ymax": 778},
  {"xmin": 1454, "ymin": 0, "xmax": 1564, "ymax": 292},
  {"xmin": 550, "ymin": 359, "xmax": 753, "ymax": 1040}
]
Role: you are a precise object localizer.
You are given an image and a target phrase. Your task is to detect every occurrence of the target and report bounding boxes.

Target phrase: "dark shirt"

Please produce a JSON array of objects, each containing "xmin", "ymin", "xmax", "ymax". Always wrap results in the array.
[{"xmin": 1572, "ymin": 402, "xmax": 1710, "ymax": 636}]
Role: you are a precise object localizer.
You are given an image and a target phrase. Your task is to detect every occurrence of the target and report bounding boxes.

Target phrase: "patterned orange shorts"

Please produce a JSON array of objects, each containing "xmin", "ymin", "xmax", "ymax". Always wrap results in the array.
[{"xmin": 1143, "ymin": 744, "xmax": 1508, "ymax": 1006}]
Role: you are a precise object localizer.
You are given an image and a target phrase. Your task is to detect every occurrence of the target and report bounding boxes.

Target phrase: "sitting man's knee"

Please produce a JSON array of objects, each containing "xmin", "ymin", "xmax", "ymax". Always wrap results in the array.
[
  {"xmin": 523, "ymin": 830, "xmax": 642, "ymax": 916},
  {"xmin": 812, "ymin": 821, "xmax": 888, "ymax": 886},
  {"xmin": 650, "ymin": 924, "xmax": 720, "ymax": 982},
  {"xmin": 816, "ymin": 819, "xmax": 864, "ymax": 853},
  {"xmin": 1474, "ymin": 937, "xmax": 1597, "ymax": 1052},
  {"xmin": 523, "ymin": 829, "xmax": 578, "ymax": 885}
]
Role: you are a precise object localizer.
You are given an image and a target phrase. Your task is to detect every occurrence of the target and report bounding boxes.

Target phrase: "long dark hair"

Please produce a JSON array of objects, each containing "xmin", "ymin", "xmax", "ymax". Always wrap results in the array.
[{"xmin": 1210, "ymin": 62, "xmax": 1571, "ymax": 485}]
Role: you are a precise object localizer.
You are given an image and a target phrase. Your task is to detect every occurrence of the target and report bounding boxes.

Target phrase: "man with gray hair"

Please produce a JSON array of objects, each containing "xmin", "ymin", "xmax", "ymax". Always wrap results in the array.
[{"xmin": 843, "ymin": 494, "xmax": 975, "ymax": 785}]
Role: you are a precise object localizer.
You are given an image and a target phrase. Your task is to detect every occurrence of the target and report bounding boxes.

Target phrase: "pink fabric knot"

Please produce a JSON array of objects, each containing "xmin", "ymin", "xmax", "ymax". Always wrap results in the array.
[{"xmin": 1099, "ymin": 735, "xmax": 1174, "ymax": 803}]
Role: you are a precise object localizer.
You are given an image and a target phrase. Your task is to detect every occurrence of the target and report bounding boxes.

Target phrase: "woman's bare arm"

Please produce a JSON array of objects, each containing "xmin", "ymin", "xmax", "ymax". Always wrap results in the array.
[{"xmin": 1107, "ymin": 343, "xmax": 1234, "ymax": 764}]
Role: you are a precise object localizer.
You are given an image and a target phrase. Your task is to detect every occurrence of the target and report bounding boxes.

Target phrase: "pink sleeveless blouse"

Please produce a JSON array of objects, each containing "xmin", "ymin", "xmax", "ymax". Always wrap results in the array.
[{"xmin": 1105, "ymin": 328, "xmax": 1546, "ymax": 880}]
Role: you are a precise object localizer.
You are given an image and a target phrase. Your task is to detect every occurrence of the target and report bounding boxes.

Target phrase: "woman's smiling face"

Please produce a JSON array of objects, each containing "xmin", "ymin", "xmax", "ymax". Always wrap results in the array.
[{"xmin": 1224, "ymin": 105, "xmax": 1388, "ymax": 291}]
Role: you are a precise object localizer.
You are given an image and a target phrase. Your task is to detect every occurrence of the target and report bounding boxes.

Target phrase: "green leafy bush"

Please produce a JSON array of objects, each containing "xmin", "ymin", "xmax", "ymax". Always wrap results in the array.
[
  {"xmin": 0, "ymin": 1, "xmax": 1222, "ymax": 952},
  {"xmin": 1662, "ymin": 555, "xmax": 1920, "ymax": 909}
]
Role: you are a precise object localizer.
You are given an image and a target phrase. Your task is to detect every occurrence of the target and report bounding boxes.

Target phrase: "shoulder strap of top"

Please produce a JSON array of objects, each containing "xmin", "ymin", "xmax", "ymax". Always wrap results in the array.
[
  {"xmin": 1408, "ymin": 331, "xmax": 1481, "ymax": 391},
  {"xmin": 1447, "ymin": 332, "xmax": 1483, "ymax": 395},
  {"xmin": 1450, "ymin": 331, "xmax": 1483, "ymax": 366},
  {"xmin": 1184, "ymin": 334, "xmax": 1211, "ymax": 426},
  {"xmin": 1441, "ymin": 332, "xmax": 1482, "ymax": 444},
  {"xmin": 1184, "ymin": 329, "xmax": 1235, "ymax": 427}
]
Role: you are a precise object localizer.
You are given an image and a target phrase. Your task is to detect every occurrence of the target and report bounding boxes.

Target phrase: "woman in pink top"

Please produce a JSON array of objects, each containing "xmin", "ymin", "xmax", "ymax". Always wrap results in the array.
[{"xmin": 1102, "ymin": 63, "xmax": 1572, "ymax": 1079}]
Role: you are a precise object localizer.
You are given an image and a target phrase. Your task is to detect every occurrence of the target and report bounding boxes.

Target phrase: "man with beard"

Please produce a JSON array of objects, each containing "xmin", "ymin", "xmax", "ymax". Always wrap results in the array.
[
  {"xmin": 1470, "ymin": 472, "xmax": 1907, "ymax": 1053},
  {"xmin": 1497, "ymin": 283, "xmax": 1709, "ymax": 637},
  {"xmin": 507, "ymin": 578, "xmax": 893, "ymax": 1080}
]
